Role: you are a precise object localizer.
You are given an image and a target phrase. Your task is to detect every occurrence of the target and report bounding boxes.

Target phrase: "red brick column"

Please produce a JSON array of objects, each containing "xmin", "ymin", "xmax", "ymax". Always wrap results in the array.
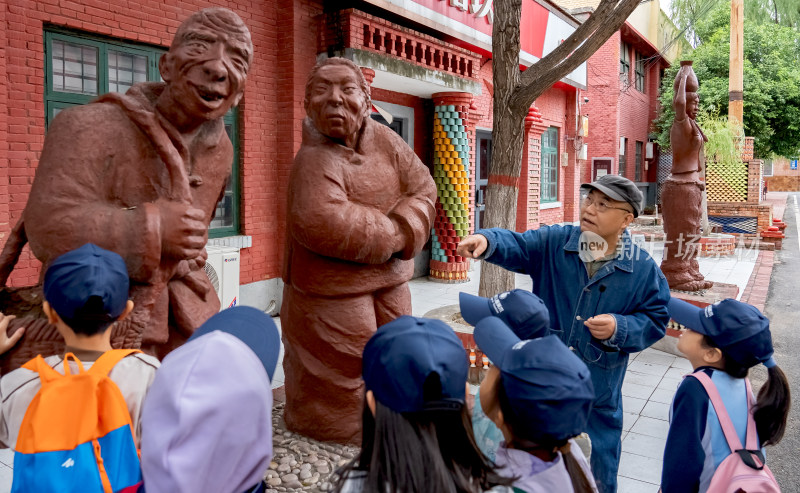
[
  {"xmin": 429, "ymin": 92, "xmax": 474, "ymax": 282},
  {"xmin": 517, "ymin": 106, "xmax": 548, "ymax": 232}
]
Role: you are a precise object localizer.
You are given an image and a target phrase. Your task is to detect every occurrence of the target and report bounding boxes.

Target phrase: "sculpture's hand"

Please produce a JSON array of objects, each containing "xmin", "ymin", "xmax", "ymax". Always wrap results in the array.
[
  {"xmin": 156, "ymin": 199, "xmax": 208, "ymax": 260},
  {"xmin": 0, "ymin": 313, "xmax": 24, "ymax": 355},
  {"xmin": 457, "ymin": 234, "xmax": 488, "ymax": 259}
]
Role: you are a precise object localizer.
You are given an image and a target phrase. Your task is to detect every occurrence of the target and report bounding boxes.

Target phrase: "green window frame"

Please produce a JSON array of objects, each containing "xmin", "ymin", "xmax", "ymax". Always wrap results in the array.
[
  {"xmin": 541, "ymin": 127, "xmax": 559, "ymax": 203},
  {"xmin": 635, "ymin": 52, "xmax": 646, "ymax": 92},
  {"xmin": 620, "ymin": 42, "xmax": 630, "ymax": 77},
  {"xmin": 44, "ymin": 30, "xmax": 241, "ymax": 238},
  {"xmin": 619, "ymin": 137, "xmax": 627, "ymax": 177}
]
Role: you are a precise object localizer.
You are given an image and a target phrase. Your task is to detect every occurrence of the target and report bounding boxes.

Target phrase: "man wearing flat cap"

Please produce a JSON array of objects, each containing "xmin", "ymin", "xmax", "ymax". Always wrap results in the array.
[{"xmin": 458, "ymin": 174, "xmax": 670, "ymax": 493}]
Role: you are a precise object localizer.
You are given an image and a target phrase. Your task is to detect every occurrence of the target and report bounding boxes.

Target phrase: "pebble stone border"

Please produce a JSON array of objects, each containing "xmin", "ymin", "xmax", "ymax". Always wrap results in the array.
[{"xmin": 265, "ymin": 402, "xmax": 359, "ymax": 492}]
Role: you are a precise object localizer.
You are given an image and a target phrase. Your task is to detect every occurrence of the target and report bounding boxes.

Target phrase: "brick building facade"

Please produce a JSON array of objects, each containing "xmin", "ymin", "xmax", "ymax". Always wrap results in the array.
[
  {"xmin": 0, "ymin": 0, "xmax": 587, "ymax": 308},
  {"xmin": 580, "ymin": 23, "xmax": 667, "ymax": 210}
]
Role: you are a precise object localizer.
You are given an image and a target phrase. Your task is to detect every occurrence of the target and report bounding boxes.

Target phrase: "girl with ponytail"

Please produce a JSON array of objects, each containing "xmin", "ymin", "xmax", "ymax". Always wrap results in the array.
[{"xmin": 662, "ymin": 298, "xmax": 790, "ymax": 493}]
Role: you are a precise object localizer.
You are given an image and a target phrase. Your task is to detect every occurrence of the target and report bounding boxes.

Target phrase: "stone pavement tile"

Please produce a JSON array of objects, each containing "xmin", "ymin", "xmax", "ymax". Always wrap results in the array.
[
  {"xmin": 621, "ymin": 381, "xmax": 655, "ymax": 400},
  {"xmin": 0, "ymin": 449, "xmax": 12, "ymax": 468},
  {"xmin": 618, "ymin": 451, "xmax": 663, "ymax": 484},
  {"xmin": 630, "ymin": 416, "xmax": 670, "ymax": 440},
  {"xmin": 623, "ymin": 412, "xmax": 638, "ymax": 432},
  {"xmin": 628, "ymin": 360, "xmax": 669, "ymax": 377},
  {"xmin": 622, "ymin": 395, "xmax": 647, "ymax": 415},
  {"xmin": 664, "ymin": 367, "xmax": 690, "ymax": 380},
  {"xmin": 618, "ymin": 475, "xmax": 660, "ymax": 493},
  {"xmin": 649, "ymin": 387, "xmax": 677, "ymax": 405},
  {"xmin": 657, "ymin": 376, "xmax": 682, "ymax": 392},
  {"xmin": 622, "ymin": 431, "xmax": 667, "ymax": 460},
  {"xmin": 624, "ymin": 371, "xmax": 661, "ymax": 388},
  {"xmin": 669, "ymin": 357, "xmax": 693, "ymax": 371},
  {"xmin": 635, "ymin": 350, "xmax": 676, "ymax": 367},
  {"xmin": 640, "ymin": 400, "xmax": 670, "ymax": 421}
]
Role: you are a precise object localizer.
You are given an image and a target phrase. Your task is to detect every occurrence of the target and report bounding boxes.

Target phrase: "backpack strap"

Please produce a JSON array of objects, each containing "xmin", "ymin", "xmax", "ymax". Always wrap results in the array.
[
  {"xmin": 88, "ymin": 349, "xmax": 142, "ymax": 377},
  {"xmin": 688, "ymin": 372, "xmax": 745, "ymax": 453},
  {"xmin": 21, "ymin": 355, "xmax": 63, "ymax": 384}
]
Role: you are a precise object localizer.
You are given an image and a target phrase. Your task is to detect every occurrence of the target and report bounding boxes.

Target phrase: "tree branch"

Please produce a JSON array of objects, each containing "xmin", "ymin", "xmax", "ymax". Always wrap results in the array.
[
  {"xmin": 520, "ymin": 0, "xmax": 618, "ymax": 80},
  {"xmin": 514, "ymin": 0, "xmax": 642, "ymax": 108}
]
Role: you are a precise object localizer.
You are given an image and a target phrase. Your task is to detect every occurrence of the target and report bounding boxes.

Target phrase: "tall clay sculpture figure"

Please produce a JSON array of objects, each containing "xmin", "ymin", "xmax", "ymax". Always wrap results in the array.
[
  {"xmin": 660, "ymin": 62, "xmax": 713, "ymax": 291},
  {"xmin": 0, "ymin": 8, "xmax": 252, "ymax": 371},
  {"xmin": 281, "ymin": 57, "xmax": 437, "ymax": 444}
]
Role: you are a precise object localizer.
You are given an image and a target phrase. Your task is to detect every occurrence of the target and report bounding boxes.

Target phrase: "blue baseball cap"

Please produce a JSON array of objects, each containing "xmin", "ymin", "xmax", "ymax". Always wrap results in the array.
[
  {"xmin": 43, "ymin": 244, "xmax": 130, "ymax": 324},
  {"xmin": 474, "ymin": 319, "xmax": 594, "ymax": 443},
  {"xmin": 363, "ymin": 316, "xmax": 468, "ymax": 413},
  {"xmin": 189, "ymin": 306, "xmax": 281, "ymax": 381},
  {"xmin": 459, "ymin": 290, "xmax": 550, "ymax": 340},
  {"xmin": 668, "ymin": 298, "xmax": 775, "ymax": 368}
]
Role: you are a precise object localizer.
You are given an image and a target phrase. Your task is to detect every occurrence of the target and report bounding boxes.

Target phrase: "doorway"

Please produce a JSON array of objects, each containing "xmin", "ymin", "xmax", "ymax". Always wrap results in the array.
[{"xmin": 475, "ymin": 130, "xmax": 492, "ymax": 231}]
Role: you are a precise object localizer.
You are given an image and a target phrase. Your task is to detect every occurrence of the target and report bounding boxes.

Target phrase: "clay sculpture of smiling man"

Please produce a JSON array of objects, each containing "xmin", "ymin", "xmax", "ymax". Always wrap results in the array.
[{"xmin": 0, "ymin": 8, "xmax": 253, "ymax": 369}]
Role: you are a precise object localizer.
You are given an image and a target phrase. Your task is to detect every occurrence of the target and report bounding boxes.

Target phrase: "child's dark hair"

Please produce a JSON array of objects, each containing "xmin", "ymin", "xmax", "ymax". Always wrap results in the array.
[
  {"xmin": 497, "ymin": 381, "xmax": 595, "ymax": 493},
  {"xmin": 333, "ymin": 374, "xmax": 512, "ymax": 493},
  {"xmin": 701, "ymin": 335, "xmax": 791, "ymax": 446},
  {"xmin": 61, "ymin": 295, "xmax": 119, "ymax": 336}
]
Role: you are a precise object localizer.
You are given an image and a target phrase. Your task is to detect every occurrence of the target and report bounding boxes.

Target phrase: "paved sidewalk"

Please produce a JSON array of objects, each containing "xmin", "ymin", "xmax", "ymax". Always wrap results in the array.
[{"xmin": 764, "ymin": 191, "xmax": 789, "ymax": 222}]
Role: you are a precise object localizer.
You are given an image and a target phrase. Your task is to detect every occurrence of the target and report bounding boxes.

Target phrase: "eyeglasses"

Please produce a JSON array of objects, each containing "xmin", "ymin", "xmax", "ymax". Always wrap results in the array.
[{"xmin": 581, "ymin": 193, "xmax": 634, "ymax": 214}]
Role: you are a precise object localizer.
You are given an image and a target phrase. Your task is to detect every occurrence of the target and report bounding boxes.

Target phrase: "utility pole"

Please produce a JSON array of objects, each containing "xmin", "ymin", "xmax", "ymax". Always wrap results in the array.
[{"xmin": 729, "ymin": 0, "xmax": 744, "ymax": 125}]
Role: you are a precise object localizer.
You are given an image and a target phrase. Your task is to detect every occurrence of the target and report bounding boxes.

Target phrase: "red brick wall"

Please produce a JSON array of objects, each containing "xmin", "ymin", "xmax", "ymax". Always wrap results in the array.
[
  {"xmin": 0, "ymin": 0, "xmax": 8, "ymax": 254},
  {"xmin": 582, "ymin": 32, "xmax": 622, "ymax": 183},
  {"xmin": 270, "ymin": 0, "xmax": 323, "ymax": 285},
  {"xmin": 0, "ymin": 0, "xmax": 316, "ymax": 286},
  {"xmin": 536, "ymin": 85, "xmax": 575, "ymax": 225},
  {"xmin": 472, "ymin": 58, "xmax": 576, "ymax": 228},
  {"xmin": 582, "ymin": 32, "xmax": 663, "ymax": 185},
  {"xmin": 708, "ymin": 203, "xmax": 772, "ymax": 236}
]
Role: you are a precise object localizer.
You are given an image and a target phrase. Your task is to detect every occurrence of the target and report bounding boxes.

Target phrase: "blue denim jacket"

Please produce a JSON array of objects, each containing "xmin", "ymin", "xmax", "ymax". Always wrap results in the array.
[{"xmin": 479, "ymin": 225, "xmax": 670, "ymax": 410}]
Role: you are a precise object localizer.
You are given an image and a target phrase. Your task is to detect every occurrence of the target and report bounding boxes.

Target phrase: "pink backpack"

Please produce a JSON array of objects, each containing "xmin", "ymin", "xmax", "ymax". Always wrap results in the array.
[{"xmin": 690, "ymin": 372, "xmax": 781, "ymax": 493}]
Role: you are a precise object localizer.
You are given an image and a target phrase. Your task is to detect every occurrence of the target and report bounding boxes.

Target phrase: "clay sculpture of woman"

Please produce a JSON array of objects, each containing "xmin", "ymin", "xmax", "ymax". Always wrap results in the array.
[{"xmin": 660, "ymin": 61, "xmax": 713, "ymax": 291}]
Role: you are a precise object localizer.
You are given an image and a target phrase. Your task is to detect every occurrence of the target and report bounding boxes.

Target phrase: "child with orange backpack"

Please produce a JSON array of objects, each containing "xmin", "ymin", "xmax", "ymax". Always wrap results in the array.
[
  {"xmin": 0, "ymin": 244, "xmax": 160, "ymax": 492},
  {"xmin": 662, "ymin": 298, "xmax": 790, "ymax": 493}
]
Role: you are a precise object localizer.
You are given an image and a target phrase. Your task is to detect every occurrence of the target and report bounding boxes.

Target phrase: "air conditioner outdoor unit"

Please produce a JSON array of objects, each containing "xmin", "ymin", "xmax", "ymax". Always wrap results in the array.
[{"xmin": 204, "ymin": 245, "xmax": 240, "ymax": 310}]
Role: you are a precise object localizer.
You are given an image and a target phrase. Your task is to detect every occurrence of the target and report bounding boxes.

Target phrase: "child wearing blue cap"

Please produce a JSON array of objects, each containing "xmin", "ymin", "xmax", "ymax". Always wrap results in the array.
[
  {"xmin": 333, "ymin": 315, "xmax": 514, "ymax": 493},
  {"xmin": 459, "ymin": 290, "xmax": 553, "ymax": 461},
  {"xmin": 463, "ymin": 291, "xmax": 599, "ymax": 493},
  {"xmin": 661, "ymin": 298, "xmax": 790, "ymax": 493},
  {"xmin": 0, "ymin": 244, "xmax": 160, "ymax": 449}
]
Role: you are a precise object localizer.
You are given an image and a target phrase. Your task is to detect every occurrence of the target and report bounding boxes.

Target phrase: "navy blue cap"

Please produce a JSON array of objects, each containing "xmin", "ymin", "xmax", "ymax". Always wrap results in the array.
[
  {"xmin": 43, "ymin": 244, "xmax": 130, "ymax": 323},
  {"xmin": 459, "ymin": 290, "xmax": 550, "ymax": 340},
  {"xmin": 580, "ymin": 174, "xmax": 643, "ymax": 217},
  {"xmin": 668, "ymin": 298, "xmax": 774, "ymax": 368},
  {"xmin": 475, "ymin": 318, "xmax": 594, "ymax": 442},
  {"xmin": 189, "ymin": 306, "xmax": 281, "ymax": 381},
  {"xmin": 363, "ymin": 316, "xmax": 468, "ymax": 413}
]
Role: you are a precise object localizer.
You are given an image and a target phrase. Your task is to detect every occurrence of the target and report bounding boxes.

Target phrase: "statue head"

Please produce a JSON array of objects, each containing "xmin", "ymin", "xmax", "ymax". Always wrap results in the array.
[
  {"xmin": 159, "ymin": 8, "xmax": 252, "ymax": 123},
  {"xmin": 304, "ymin": 58, "xmax": 371, "ymax": 147}
]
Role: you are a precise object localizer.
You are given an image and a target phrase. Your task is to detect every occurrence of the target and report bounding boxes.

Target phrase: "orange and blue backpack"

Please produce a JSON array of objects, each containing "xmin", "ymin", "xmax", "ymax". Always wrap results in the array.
[{"xmin": 11, "ymin": 349, "xmax": 143, "ymax": 493}]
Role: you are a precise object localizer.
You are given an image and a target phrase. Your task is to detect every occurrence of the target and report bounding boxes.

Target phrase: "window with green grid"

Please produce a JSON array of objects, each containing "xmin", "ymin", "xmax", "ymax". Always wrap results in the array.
[
  {"xmin": 541, "ymin": 127, "xmax": 559, "ymax": 203},
  {"xmin": 44, "ymin": 30, "xmax": 240, "ymax": 238}
]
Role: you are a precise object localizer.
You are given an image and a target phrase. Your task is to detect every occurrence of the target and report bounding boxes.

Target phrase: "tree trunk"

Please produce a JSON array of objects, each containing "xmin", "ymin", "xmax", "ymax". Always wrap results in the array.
[
  {"xmin": 478, "ymin": 0, "xmax": 643, "ymax": 297},
  {"xmin": 478, "ymin": 0, "xmax": 524, "ymax": 297}
]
